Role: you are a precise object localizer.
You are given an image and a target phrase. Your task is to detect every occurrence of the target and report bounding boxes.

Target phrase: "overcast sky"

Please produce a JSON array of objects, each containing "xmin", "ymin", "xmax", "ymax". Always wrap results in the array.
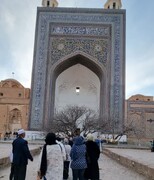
[{"xmin": 0, "ymin": 0, "xmax": 154, "ymax": 99}]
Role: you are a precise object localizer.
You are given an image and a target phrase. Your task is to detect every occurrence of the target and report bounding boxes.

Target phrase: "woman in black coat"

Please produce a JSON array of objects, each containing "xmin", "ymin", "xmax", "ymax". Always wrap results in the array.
[{"xmin": 84, "ymin": 134, "xmax": 100, "ymax": 180}]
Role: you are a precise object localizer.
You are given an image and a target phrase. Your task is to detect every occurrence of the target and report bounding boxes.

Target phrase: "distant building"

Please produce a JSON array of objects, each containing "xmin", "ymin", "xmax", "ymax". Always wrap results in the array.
[
  {"xmin": 0, "ymin": 79, "xmax": 30, "ymax": 138},
  {"xmin": 125, "ymin": 94, "xmax": 154, "ymax": 139}
]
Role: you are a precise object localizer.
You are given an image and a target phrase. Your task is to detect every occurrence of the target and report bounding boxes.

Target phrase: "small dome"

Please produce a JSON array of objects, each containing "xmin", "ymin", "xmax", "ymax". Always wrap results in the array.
[
  {"xmin": 104, "ymin": 0, "xmax": 122, "ymax": 9},
  {"xmin": 0, "ymin": 79, "xmax": 24, "ymax": 88},
  {"xmin": 42, "ymin": 0, "xmax": 58, "ymax": 7},
  {"xmin": 127, "ymin": 94, "xmax": 153, "ymax": 102}
]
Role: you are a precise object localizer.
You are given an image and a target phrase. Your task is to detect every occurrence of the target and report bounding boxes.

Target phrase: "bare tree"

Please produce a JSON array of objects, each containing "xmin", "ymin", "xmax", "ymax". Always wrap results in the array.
[
  {"xmin": 101, "ymin": 115, "xmax": 145, "ymax": 144},
  {"xmin": 124, "ymin": 119, "xmax": 145, "ymax": 145},
  {"xmin": 98, "ymin": 114, "xmax": 121, "ymax": 142},
  {"xmin": 82, "ymin": 109, "xmax": 100, "ymax": 137},
  {"xmin": 48, "ymin": 105, "xmax": 99, "ymax": 136}
]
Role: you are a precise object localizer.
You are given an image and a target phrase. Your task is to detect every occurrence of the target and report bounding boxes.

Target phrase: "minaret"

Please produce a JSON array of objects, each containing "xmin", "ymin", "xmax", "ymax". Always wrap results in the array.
[
  {"xmin": 104, "ymin": 0, "xmax": 122, "ymax": 9},
  {"xmin": 42, "ymin": 0, "xmax": 58, "ymax": 7}
]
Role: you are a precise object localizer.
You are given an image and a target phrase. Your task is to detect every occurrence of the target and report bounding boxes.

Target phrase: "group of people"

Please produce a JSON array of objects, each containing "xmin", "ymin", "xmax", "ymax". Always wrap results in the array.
[{"xmin": 10, "ymin": 128, "xmax": 100, "ymax": 180}]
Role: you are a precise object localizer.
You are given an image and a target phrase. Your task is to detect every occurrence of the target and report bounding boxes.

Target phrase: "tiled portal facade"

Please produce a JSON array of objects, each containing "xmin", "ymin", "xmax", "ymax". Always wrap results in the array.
[{"xmin": 29, "ymin": 7, "xmax": 126, "ymax": 132}]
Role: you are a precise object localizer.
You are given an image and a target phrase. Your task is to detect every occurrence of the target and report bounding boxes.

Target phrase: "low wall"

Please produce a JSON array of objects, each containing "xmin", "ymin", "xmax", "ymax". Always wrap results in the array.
[
  {"xmin": 103, "ymin": 148, "xmax": 154, "ymax": 180},
  {"xmin": 0, "ymin": 147, "xmax": 41, "ymax": 169}
]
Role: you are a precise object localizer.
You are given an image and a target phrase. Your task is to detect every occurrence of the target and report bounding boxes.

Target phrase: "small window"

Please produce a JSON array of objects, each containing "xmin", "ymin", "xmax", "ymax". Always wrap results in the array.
[
  {"xmin": 76, "ymin": 87, "xmax": 80, "ymax": 94},
  {"xmin": 0, "ymin": 93, "xmax": 3, "ymax": 96},
  {"xmin": 18, "ymin": 93, "xmax": 22, "ymax": 97},
  {"xmin": 108, "ymin": 6, "xmax": 110, "ymax": 9},
  {"xmin": 136, "ymin": 98, "xmax": 139, "ymax": 101},
  {"xmin": 47, "ymin": 1, "xmax": 50, "ymax": 6},
  {"xmin": 113, "ymin": 2, "xmax": 116, "ymax": 9},
  {"xmin": 147, "ymin": 99, "xmax": 150, "ymax": 101}
]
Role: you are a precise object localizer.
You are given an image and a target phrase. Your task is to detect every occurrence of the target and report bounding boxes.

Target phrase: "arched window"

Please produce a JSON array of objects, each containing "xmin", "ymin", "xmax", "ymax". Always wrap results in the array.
[
  {"xmin": 113, "ymin": 2, "xmax": 116, "ymax": 9},
  {"xmin": 9, "ymin": 108, "xmax": 22, "ymax": 124},
  {"xmin": 2, "ymin": 83, "xmax": 9, "ymax": 87},
  {"xmin": 47, "ymin": 0, "xmax": 50, "ymax": 6},
  {"xmin": 0, "ymin": 92, "xmax": 3, "ymax": 96},
  {"xmin": 12, "ymin": 84, "xmax": 19, "ymax": 88}
]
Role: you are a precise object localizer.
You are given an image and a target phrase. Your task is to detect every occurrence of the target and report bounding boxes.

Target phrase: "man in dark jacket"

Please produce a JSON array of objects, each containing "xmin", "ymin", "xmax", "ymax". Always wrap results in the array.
[{"xmin": 12, "ymin": 129, "xmax": 33, "ymax": 180}]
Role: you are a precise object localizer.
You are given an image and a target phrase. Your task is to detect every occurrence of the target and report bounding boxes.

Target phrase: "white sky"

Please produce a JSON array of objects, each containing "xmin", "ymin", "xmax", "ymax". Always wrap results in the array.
[{"xmin": 0, "ymin": 0, "xmax": 154, "ymax": 99}]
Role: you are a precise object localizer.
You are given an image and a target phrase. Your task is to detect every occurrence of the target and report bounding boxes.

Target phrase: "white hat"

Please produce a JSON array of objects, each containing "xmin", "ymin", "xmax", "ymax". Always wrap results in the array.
[
  {"xmin": 86, "ymin": 134, "xmax": 94, "ymax": 141},
  {"xmin": 18, "ymin": 129, "xmax": 25, "ymax": 135}
]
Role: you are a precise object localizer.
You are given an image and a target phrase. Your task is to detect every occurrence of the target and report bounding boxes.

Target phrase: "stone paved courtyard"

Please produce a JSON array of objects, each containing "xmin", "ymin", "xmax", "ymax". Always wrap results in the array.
[{"xmin": 0, "ymin": 142, "xmax": 150, "ymax": 180}]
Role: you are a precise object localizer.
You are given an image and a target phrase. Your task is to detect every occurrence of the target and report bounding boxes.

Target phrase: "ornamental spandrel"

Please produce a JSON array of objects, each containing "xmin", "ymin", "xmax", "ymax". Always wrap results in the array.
[{"xmin": 49, "ymin": 37, "xmax": 109, "ymax": 66}]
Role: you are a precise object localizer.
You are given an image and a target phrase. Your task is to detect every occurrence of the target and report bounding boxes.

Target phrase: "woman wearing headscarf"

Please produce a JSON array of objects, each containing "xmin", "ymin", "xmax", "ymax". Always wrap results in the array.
[
  {"xmin": 84, "ymin": 134, "xmax": 100, "ymax": 180},
  {"xmin": 70, "ymin": 136, "xmax": 87, "ymax": 180},
  {"xmin": 37, "ymin": 132, "xmax": 63, "ymax": 180}
]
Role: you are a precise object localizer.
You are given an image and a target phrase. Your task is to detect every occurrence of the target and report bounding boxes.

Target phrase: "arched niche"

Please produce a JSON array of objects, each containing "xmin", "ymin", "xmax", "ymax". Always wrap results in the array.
[
  {"xmin": 55, "ymin": 63, "xmax": 100, "ymax": 111},
  {"xmin": 43, "ymin": 53, "xmax": 109, "ymax": 129},
  {"xmin": 9, "ymin": 108, "xmax": 22, "ymax": 132}
]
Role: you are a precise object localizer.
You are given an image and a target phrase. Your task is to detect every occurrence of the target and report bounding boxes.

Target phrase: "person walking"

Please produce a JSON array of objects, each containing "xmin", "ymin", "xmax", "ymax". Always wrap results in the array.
[
  {"xmin": 56, "ymin": 136, "xmax": 66, "ymax": 161},
  {"xmin": 12, "ymin": 129, "xmax": 33, "ymax": 180},
  {"xmin": 84, "ymin": 134, "xmax": 100, "ymax": 180},
  {"xmin": 63, "ymin": 138, "xmax": 71, "ymax": 180},
  {"xmin": 70, "ymin": 136, "xmax": 87, "ymax": 180},
  {"xmin": 38, "ymin": 132, "xmax": 64, "ymax": 180}
]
